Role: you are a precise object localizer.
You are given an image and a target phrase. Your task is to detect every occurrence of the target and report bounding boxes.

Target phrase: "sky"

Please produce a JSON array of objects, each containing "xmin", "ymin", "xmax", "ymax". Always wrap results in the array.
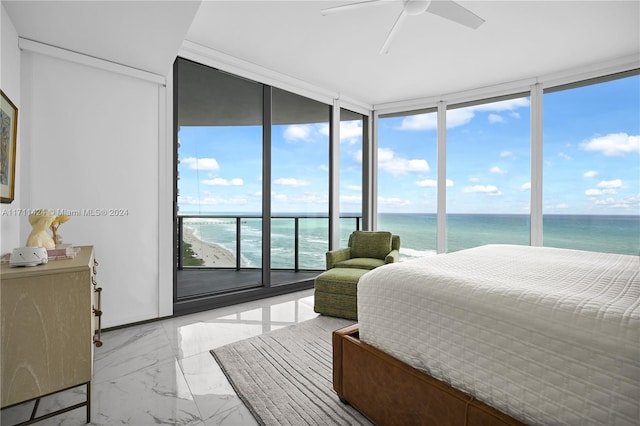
[{"xmin": 178, "ymin": 74, "xmax": 639, "ymax": 216}]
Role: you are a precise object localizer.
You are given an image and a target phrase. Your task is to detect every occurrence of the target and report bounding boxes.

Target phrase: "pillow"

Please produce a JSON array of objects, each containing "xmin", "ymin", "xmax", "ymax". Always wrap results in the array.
[{"xmin": 349, "ymin": 231, "xmax": 392, "ymax": 260}]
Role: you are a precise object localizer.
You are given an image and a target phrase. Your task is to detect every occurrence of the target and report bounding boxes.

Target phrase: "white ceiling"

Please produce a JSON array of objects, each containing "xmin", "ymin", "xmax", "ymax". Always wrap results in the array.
[
  {"xmin": 3, "ymin": 1, "xmax": 639, "ymax": 107},
  {"xmin": 2, "ymin": 0, "xmax": 202, "ymax": 76}
]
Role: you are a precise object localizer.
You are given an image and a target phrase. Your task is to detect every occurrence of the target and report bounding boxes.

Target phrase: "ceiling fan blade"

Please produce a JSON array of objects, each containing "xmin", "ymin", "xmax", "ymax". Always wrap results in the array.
[
  {"xmin": 426, "ymin": 0, "xmax": 484, "ymax": 29},
  {"xmin": 321, "ymin": 0, "xmax": 386, "ymax": 16},
  {"xmin": 380, "ymin": 10, "xmax": 408, "ymax": 54}
]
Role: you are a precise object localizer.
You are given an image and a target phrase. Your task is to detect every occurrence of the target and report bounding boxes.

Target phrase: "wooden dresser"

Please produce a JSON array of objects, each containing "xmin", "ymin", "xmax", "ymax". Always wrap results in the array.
[{"xmin": 1, "ymin": 246, "xmax": 101, "ymax": 423}]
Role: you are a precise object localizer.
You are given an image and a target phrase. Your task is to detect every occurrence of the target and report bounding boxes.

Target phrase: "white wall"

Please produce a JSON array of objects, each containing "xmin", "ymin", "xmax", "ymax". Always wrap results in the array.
[
  {"xmin": 18, "ymin": 49, "xmax": 169, "ymax": 327},
  {"xmin": 1, "ymin": 4, "xmax": 22, "ymax": 253}
]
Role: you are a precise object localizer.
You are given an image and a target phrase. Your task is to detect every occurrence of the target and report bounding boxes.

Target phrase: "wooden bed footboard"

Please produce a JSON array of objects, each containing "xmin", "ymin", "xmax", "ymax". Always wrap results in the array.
[{"xmin": 332, "ymin": 324, "xmax": 525, "ymax": 426}]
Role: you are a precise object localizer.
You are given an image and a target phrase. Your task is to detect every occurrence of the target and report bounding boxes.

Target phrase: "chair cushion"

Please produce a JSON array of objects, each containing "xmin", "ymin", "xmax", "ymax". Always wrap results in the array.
[
  {"xmin": 349, "ymin": 231, "xmax": 392, "ymax": 260},
  {"xmin": 334, "ymin": 258, "xmax": 386, "ymax": 270},
  {"xmin": 315, "ymin": 268, "xmax": 369, "ymax": 295}
]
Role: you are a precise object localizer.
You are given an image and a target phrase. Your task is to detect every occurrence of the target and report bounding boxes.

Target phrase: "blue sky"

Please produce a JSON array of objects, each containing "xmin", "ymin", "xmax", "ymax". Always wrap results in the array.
[{"xmin": 178, "ymin": 75, "xmax": 639, "ymax": 216}]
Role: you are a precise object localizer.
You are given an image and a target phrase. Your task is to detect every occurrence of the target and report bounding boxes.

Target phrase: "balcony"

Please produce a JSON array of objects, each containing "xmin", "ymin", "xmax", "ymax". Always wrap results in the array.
[{"xmin": 176, "ymin": 214, "xmax": 362, "ymax": 300}]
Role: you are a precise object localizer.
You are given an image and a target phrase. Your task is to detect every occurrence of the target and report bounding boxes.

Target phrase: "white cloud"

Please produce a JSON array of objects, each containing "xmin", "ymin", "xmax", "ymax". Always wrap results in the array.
[
  {"xmin": 468, "ymin": 177, "xmax": 480, "ymax": 183},
  {"xmin": 341, "ymin": 195, "xmax": 362, "ymax": 204},
  {"xmin": 415, "ymin": 179, "xmax": 454, "ymax": 188},
  {"xmin": 555, "ymin": 203, "xmax": 570, "ymax": 209},
  {"xmin": 558, "ymin": 152, "xmax": 573, "ymax": 161},
  {"xmin": 463, "ymin": 185, "xmax": 502, "ymax": 196},
  {"xmin": 378, "ymin": 196, "xmax": 411, "ymax": 207},
  {"xmin": 490, "ymin": 166, "xmax": 507, "ymax": 174},
  {"xmin": 202, "ymin": 178, "xmax": 243, "ymax": 186},
  {"xmin": 346, "ymin": 185, "xmax": 362, "ymax": 191},
  {"xmin": 273, "ymin": 177, "xmax": 310, "ymax": 187},
  {"xmin": 178, "ymin": 194, "xmax": 250, "ymax": 206},
  {"xmin": 397, "ymin": 109, "xmax": 474, "ymax": 130},
  {"xmin": 520, "ymin": 182, "xmax": 531, "ymax": 191},
  {"xmin": 597, "ymin": 179, "xmax": 623, "ymax": 189},
  {"xmin": 593, "ymin": 195, "xmax": 639, "ymax": 209},
  {"xmin": 272, "ymin": 191, "xmax": 327, "ymax": 205},
  {"xmin": 472, "ymin": 98, "xmax": 530, "ymax": 112},
  {"xmin": 318, "ymin": 164, "xmax": 329, "ymax": 172},
  {"xmin": 416, "ymin": 179, "xmax": 436, "ymax": 187},
  {"xmin": 398, "ymin": 113, "xmax": 437, "ymax": 130},
  {"xmin": 378, "ymin": 148, "xmax": 430, "ymax": 176},
  {"xmin": 585, "ymin": 188, "xmax": 617, "ymax": 196},
  {"xmin": 181, "ymin": 157, "xmax": 219, "ymax": 171},
  {"xmin": 488, "ymin": 113, "xmax": 505, "ymax": 124},
  {"xmin": 585, "ymin": 180, "xmax": 623, "ymax": 197},
  {"xmin": 284, "ymin": 124, "xmax": 313, "ymax": 142},
  {"xmin": 581, "ymin": 133, "xmax": 639, "ymax": 156},
  {"xmin": 396, "ymin": 98, "xmax": 529, "ymax": 131},
  {"xmin": 340, "ymin": 120, "xmax": 363, "ymax": 144},
  {"xmin": 446, "ymin": 109, "xmax": 475, "ymax": 129},
  {"xmin": 583, "ymin": 170, "xmax": 599, "ymax": 178},
  {"xmin": 500, "ymin": 151, "xmax": 514, "ymax": 158}
]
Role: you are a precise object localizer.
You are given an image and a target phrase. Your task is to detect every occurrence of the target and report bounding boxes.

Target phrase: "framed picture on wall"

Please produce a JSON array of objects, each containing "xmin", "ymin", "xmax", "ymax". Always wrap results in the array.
[{"xmin": 1, "ymin": 90, "xmax": 18, "ymax": 203}]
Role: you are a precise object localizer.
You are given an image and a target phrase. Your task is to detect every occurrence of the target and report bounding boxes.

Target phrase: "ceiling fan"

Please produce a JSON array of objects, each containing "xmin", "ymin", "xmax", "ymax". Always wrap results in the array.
[{"xmin": 321, "ymin": 0, "xmax": 485, "ymax": 54}]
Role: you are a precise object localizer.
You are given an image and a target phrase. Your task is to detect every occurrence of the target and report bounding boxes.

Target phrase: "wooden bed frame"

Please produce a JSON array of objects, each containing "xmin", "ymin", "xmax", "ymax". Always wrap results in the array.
[{"xmin": 333, "ymin": 324, "xmax": 526, "ymax": 426}]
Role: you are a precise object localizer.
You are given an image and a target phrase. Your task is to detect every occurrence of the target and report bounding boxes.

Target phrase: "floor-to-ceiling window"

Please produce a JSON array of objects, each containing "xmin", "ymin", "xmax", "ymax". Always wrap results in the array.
[
  {"xmin": 339, "ymin": 108, "xmax": 365, "ymax": 247},
  {"xmin": 175, "ymin": 58, "xmax": 264, "ymax": 300},
  {"xmin": 271, "ymin": 88, "xmax": 330, "ymax": 273},
  {"xmin": 446, "ymin": 95, "xmax": 531, "ymax": 252},
  {"xmin": 377, "ymin": 109, "xmax": 438, "ymax": 260},
  {"xmin": 543, "ymin": 72, "xmax": 640, "ymax": 255},
  {"xmin": 174, "ymin": 58, "xmax": 331, "ymax": 312},
  {"xmin": 174, "ymin": 55, "xmax": 637, "ymax": 314}
]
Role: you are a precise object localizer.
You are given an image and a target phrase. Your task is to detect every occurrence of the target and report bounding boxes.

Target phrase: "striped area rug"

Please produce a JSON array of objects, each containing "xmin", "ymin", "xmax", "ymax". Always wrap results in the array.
[{"xmin": 210, "ymin": 315, "xmax": 372, "ymax": 426}]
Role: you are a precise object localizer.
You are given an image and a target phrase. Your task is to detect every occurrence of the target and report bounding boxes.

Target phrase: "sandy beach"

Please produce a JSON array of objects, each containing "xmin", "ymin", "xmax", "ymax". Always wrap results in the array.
[{"xmin": 183, "ymin": 226, "xmax": 236, "ymax": 267}]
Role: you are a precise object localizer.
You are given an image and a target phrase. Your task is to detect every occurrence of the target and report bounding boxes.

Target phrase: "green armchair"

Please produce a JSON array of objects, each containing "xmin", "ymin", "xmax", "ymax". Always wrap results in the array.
[{"xmin": 326, "ymin": 230, "xmax": 400, "ymax": 270}]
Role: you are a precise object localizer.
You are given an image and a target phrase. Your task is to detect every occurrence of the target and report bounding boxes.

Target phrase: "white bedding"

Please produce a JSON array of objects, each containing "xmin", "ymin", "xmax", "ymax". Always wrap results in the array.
[{"xmin": 357, "ymin": 244, "xmax": 639, "ymax": 425}]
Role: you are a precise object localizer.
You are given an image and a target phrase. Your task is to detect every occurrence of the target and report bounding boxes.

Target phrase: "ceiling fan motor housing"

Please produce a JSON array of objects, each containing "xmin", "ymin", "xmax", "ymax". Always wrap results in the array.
[{"xmin": 404, "ymin": 0, "xmax": 431, "ymax": 16}]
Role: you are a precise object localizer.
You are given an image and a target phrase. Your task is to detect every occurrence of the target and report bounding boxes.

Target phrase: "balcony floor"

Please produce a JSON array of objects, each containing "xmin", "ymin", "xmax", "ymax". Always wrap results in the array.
[{"xmin": 177, "ymin": 269, "xmax": 321, "ymax": 299}]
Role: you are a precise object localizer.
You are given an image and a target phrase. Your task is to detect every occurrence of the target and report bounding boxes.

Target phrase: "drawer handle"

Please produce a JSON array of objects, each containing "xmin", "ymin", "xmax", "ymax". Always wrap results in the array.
[
  {"xmin": 93, "ymin": 307, "xmax": 103, "ymax": 348},
  {"xmin": 93, "ymin": 282, "xmax": 103, "ymax": 348},
  {"xmin": 92, "ymin": 276, "xmax": 98, "ymax": 286}
]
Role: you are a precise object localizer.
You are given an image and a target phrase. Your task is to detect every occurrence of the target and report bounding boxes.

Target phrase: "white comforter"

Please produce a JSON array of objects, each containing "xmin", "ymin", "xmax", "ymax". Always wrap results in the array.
[{"xmin": 357, "ymin": 245, "xmax": 639, "ymax": 425}]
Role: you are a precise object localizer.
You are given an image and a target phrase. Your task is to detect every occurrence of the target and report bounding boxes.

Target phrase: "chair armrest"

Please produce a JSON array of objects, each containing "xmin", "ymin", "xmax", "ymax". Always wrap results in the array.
[
  {"xmin": 385, "ymin": 249, "xmax": 399, "ymax": 264},
  {"xmin": 326, "ymin": 248, "xmax": 351, "ymax": 269}
]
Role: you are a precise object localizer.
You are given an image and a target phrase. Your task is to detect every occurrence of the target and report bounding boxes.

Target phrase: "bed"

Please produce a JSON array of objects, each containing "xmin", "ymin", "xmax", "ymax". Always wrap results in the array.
[{"xmin": 332, "ymin": 244, "xmax": 639, "ymax": 425}]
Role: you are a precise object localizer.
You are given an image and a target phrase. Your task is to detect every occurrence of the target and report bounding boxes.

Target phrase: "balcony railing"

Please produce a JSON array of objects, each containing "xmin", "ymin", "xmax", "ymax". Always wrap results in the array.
[{"xmin": 177, "ymin": 214, "xmax": 362, "ymax": 271}]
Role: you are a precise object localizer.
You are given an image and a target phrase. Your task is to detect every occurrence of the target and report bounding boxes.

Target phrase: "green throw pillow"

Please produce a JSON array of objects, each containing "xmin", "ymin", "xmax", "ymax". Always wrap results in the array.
[{"xmin": 350, "ymin": 231, "xmax": 392, "ymax": 260}]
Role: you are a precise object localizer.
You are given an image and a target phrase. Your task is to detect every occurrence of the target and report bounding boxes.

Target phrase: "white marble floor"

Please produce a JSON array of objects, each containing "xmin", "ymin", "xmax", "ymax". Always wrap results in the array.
[{"xmin": 1, "ymin": 289, "xmax": 319, "ymax": 426}]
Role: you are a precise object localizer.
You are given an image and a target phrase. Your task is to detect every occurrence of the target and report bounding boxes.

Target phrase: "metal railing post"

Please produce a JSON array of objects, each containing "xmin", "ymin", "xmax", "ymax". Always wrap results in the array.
[
  {"xmin": 236, "ymin": 217, "xmax": 242, "ymax": 270},
  {"xmin": 178, "ymin": 216, "xmax": 183, "ymax": 270},
  {"xmin": 294, "ymin": 217, "xmax": 300, "ymax": 271}
]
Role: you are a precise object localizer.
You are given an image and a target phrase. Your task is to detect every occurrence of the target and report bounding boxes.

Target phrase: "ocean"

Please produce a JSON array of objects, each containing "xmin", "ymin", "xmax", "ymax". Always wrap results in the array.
[{"xmin": 183, "ymin": 213, "xmax": 639, "ymax": 269}]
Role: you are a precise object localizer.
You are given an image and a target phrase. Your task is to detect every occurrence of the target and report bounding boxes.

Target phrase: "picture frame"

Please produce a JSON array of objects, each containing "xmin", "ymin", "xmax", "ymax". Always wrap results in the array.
[{"xmin": 1, "ymin": 90, "xmax": 18, "ymax": 203}]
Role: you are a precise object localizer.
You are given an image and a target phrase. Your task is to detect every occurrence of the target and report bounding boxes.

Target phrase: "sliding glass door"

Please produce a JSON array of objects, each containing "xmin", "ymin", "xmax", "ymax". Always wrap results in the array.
[
  {"xmin": 175, "ymin": 58, "xmax": 264, "ymax": 299},
  {"xmin": 173, "ymin": 58, "xmax": 340, "ymax": 312},
  {"xmin": 270, "ymin": 88, "xmax": 330, "ymax": 273}
]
